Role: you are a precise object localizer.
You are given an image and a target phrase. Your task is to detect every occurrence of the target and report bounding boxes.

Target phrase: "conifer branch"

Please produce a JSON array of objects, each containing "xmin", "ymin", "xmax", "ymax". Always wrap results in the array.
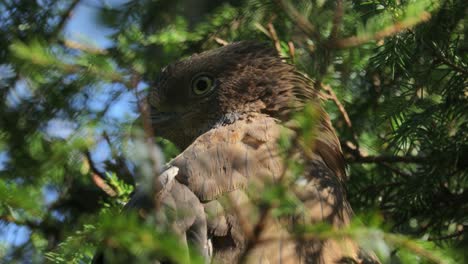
[{"xmin": 431, "ymin": 45, "xmax": 468, "ymax": 74}]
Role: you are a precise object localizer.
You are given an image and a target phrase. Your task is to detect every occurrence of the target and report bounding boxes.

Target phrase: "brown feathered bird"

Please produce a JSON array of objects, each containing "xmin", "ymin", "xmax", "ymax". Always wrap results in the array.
[
  {"xmin": 94, "ymin": 41, "xmax": 378, "ymax": 263},
  {"xmin": 146, "ymin": 41, "xmax": 379, "ymax": 263}
]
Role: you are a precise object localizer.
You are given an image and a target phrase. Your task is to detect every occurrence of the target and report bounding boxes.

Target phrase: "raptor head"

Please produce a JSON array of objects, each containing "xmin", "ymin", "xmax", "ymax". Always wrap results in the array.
[{"xmin": 148, "ymin": 41, "xmax": 317, "ymax": 150}]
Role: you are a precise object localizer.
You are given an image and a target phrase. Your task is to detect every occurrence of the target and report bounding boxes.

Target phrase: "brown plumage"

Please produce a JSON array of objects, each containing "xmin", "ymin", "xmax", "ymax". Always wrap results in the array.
[
  {"xmin": 94, "ymin": 41, "xmax": 378, "ymax": 263},
  {"xmin": 145, "ymin": 41, "xmax": 379, "ymax": 263}
]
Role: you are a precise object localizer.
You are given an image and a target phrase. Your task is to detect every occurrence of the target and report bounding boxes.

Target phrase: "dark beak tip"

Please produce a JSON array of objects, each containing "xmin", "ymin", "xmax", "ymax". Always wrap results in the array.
[{"xmin": 150, "ymin": 111, "xmax": 179, "ymax": 125}]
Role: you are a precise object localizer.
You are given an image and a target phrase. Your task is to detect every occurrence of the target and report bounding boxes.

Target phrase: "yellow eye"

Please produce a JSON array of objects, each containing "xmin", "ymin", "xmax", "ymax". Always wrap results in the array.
[{"xmin": 192, "ymin": 75, "xmax": 215, "ymax": 96}]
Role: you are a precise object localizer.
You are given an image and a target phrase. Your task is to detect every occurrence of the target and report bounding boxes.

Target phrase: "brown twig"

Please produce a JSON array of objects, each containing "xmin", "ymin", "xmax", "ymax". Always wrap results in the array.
[
  {"xmin": 63, "ymin": 39, "xmax": 108, "ymax": 55},
  {"xmin": 342, "ymin": 139, "xmax": 425, "ymax": 178},
  {"xmin": 320, "ymin": 83, "xmax": 361, "ymax": 151},
  {"xmin": 84, "ymin": 150, "xmax": 117, "ymax": 197},
  {"xmin": 238, "ymin": 132, "xmax": 301, "ymax": 261},
  {"xmin": 329, "ymin": 0, "xmax": 344, "ymax": 41},
  {"xmin": 429, "ymin": 43, "xmax": 468, "ymax": 74},
  {"xmin": 321, "ymin": 84, "xmax": 352, "ymax": 128},
  {"xmin": 133, "ymin": 81, "xmax": 165, "ymax": 191},
  {"xmin": 287, "ymin": 41, "xmax": 295, "ymax": 63},
  {"xmin": 331, "ymin": 11, "xmax": 431, "ymax": 49},
  {"xmin": 254, "ymin": 23, "xmax": 272, "ymax": 38},
  {"xmin": 237, "ymin": 205, "xmax": 271, "ymax": 263},
  {"xmin": 275, "ymin": 0, "xmax": 321, "ymax": 42},
  {"xmin": 102, "ymin": 131, "xmax": 135, "ymax": 185},
  {"xmin": 267, "ymin": 23, "xmax": 282, "ymax": 54},
  {"xmin": 214, "ymin": 37, "xmax": 229, "ymax": 46},
  {"xmin": 230, "ymin": 198, "xmax": 255, "ymax": 240}
]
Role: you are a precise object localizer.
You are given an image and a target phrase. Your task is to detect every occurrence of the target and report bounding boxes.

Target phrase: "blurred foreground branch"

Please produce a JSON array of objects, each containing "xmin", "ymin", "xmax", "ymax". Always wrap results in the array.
[{"xmin": 84, "ymin": 151, "xmax": 117, "ymax": 197}]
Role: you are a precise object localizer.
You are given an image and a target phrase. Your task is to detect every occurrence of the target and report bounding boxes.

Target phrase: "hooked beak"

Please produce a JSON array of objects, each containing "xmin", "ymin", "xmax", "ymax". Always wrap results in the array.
[{"xmin": 150, "ymin": 107, "xmax": 180, "ymax": 126}]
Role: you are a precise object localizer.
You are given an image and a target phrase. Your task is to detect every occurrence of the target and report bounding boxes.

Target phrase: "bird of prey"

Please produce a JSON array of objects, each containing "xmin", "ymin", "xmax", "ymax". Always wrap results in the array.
[
  {"xmin": 147, "ymin": 41, "xmax": 378, "ymax": 263},
  {"xmin": 94, "ymin": 41, "xmax": 379, "ymax": 263}
]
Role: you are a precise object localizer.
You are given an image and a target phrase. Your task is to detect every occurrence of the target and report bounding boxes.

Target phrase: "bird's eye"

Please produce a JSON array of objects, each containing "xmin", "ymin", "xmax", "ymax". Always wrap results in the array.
[{"xmin": 191, "ymin": 75, "xmax": 215, "ymax": 96}]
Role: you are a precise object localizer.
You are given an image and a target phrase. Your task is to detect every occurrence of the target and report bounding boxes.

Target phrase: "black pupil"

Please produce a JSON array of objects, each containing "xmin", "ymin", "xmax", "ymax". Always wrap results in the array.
[{"xmin": 196, "ymin": 79, "xmax": 208, "ymax": 91}]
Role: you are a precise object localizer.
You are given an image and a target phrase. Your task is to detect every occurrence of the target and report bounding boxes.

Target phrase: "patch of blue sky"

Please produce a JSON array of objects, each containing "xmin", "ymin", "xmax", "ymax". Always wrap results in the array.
[
  {"xmin": 0, "ymin": 151, "xmax": 9, "ymax": 171},
  {"xmin": 44, "ymin": 118, "xmax": 77, "ymax": 139},
  {"xmin": 4, "ymin": 74, "xmax": 33, "ymax": 110},
  {"xmin": 42, "ymin": 185, "xmax": 60, "ymax": 205},
  {"xmin": 0, "ymin": 64, "xmax": 15, "ymax": 87},
  {"xmin": 0, "ymin": 223, "xmax": 31, "ymax": 247},
  {"xmin": 64, "ymin": 2, "xmax": 115, "ymax": 49},
  {"xmin": 64, "ymin": 0, "xmax": 131, "ymax": 49},
  {"xmin": 106, "ymin": 89, "xmax": 139, "ymax": 121}
]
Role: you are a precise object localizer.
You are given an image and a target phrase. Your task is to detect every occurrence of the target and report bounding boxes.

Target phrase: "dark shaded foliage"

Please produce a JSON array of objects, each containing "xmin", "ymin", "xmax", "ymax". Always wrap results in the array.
[{"xmin": 0, "ymin": 0, "xmax": 465, "ymax": 263}]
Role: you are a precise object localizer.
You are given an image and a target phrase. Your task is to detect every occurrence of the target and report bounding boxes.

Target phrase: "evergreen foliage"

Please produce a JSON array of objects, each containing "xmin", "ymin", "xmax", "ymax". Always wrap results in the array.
[{"xmin": 0, "ymin": 0, "xmax": 466, "ymax": 263}]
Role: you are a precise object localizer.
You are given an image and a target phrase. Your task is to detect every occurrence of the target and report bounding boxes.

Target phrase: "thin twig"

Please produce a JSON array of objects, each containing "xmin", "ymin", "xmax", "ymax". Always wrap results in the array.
[
  {"xmin": 102, "ymin": 132, "xmax": 135, "ymax": 185},
  {"xmin": 63, "ymin": 39, "xmax": 108, "ymax": 54},
  {"xmin": 134, "ymin": 87, "xmax": 155, "ymax": 142},
  {"xmin": 275, "ymin": 0, "xmax": 321, "ymax": 41},
  {"xmin": 321, "ymin": 83, "xmax": 361, "ymax": 150},
  {"xmin": 133, "ymin": 80, "xmax": 166, "ymax": 196},
  {"xmin": 254, "ymin": 22, "xmax": 281, "ymax": 54},
  {"xmin": 429, "ymin": 44, "xmax": 468, "ymax": 74},
  {"xmin": 232, "ymin": 199, "xmax": 255, "ymax": 240},
  {"xmin": 254, "ymin": 23, "xmax": 272, "ymax": 38},
  {"xmin": 238, "ymin": 133, "xmax": 301, "ymax": 261},
  {"xmin": 287, "ymin": 41, "xmax": 295, "ymax": 63},
  {"xmin": 84, "ymin": 150, "xmax": 117, "ymax": 197},
  {"xmin": 321, "ymin": 84, "xmax": 352, "ymax": 128},
  {"xmin": 214, "ymin": 37, "xmax": 229, "ymax": 46},
  {"xmin": 329, "ymin": 0, "xmax": 344, "ymax": 41},
  {"xmin": 237, "ymin": 206, "xmax": 271, "ymax": 263},
  {"xmin": 331, "ymin": 11, "xmax": 431, "ymax": 49},
  {"xmin": 267, "ymin": 22, "xmax": 282, "ymax": 54}
]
